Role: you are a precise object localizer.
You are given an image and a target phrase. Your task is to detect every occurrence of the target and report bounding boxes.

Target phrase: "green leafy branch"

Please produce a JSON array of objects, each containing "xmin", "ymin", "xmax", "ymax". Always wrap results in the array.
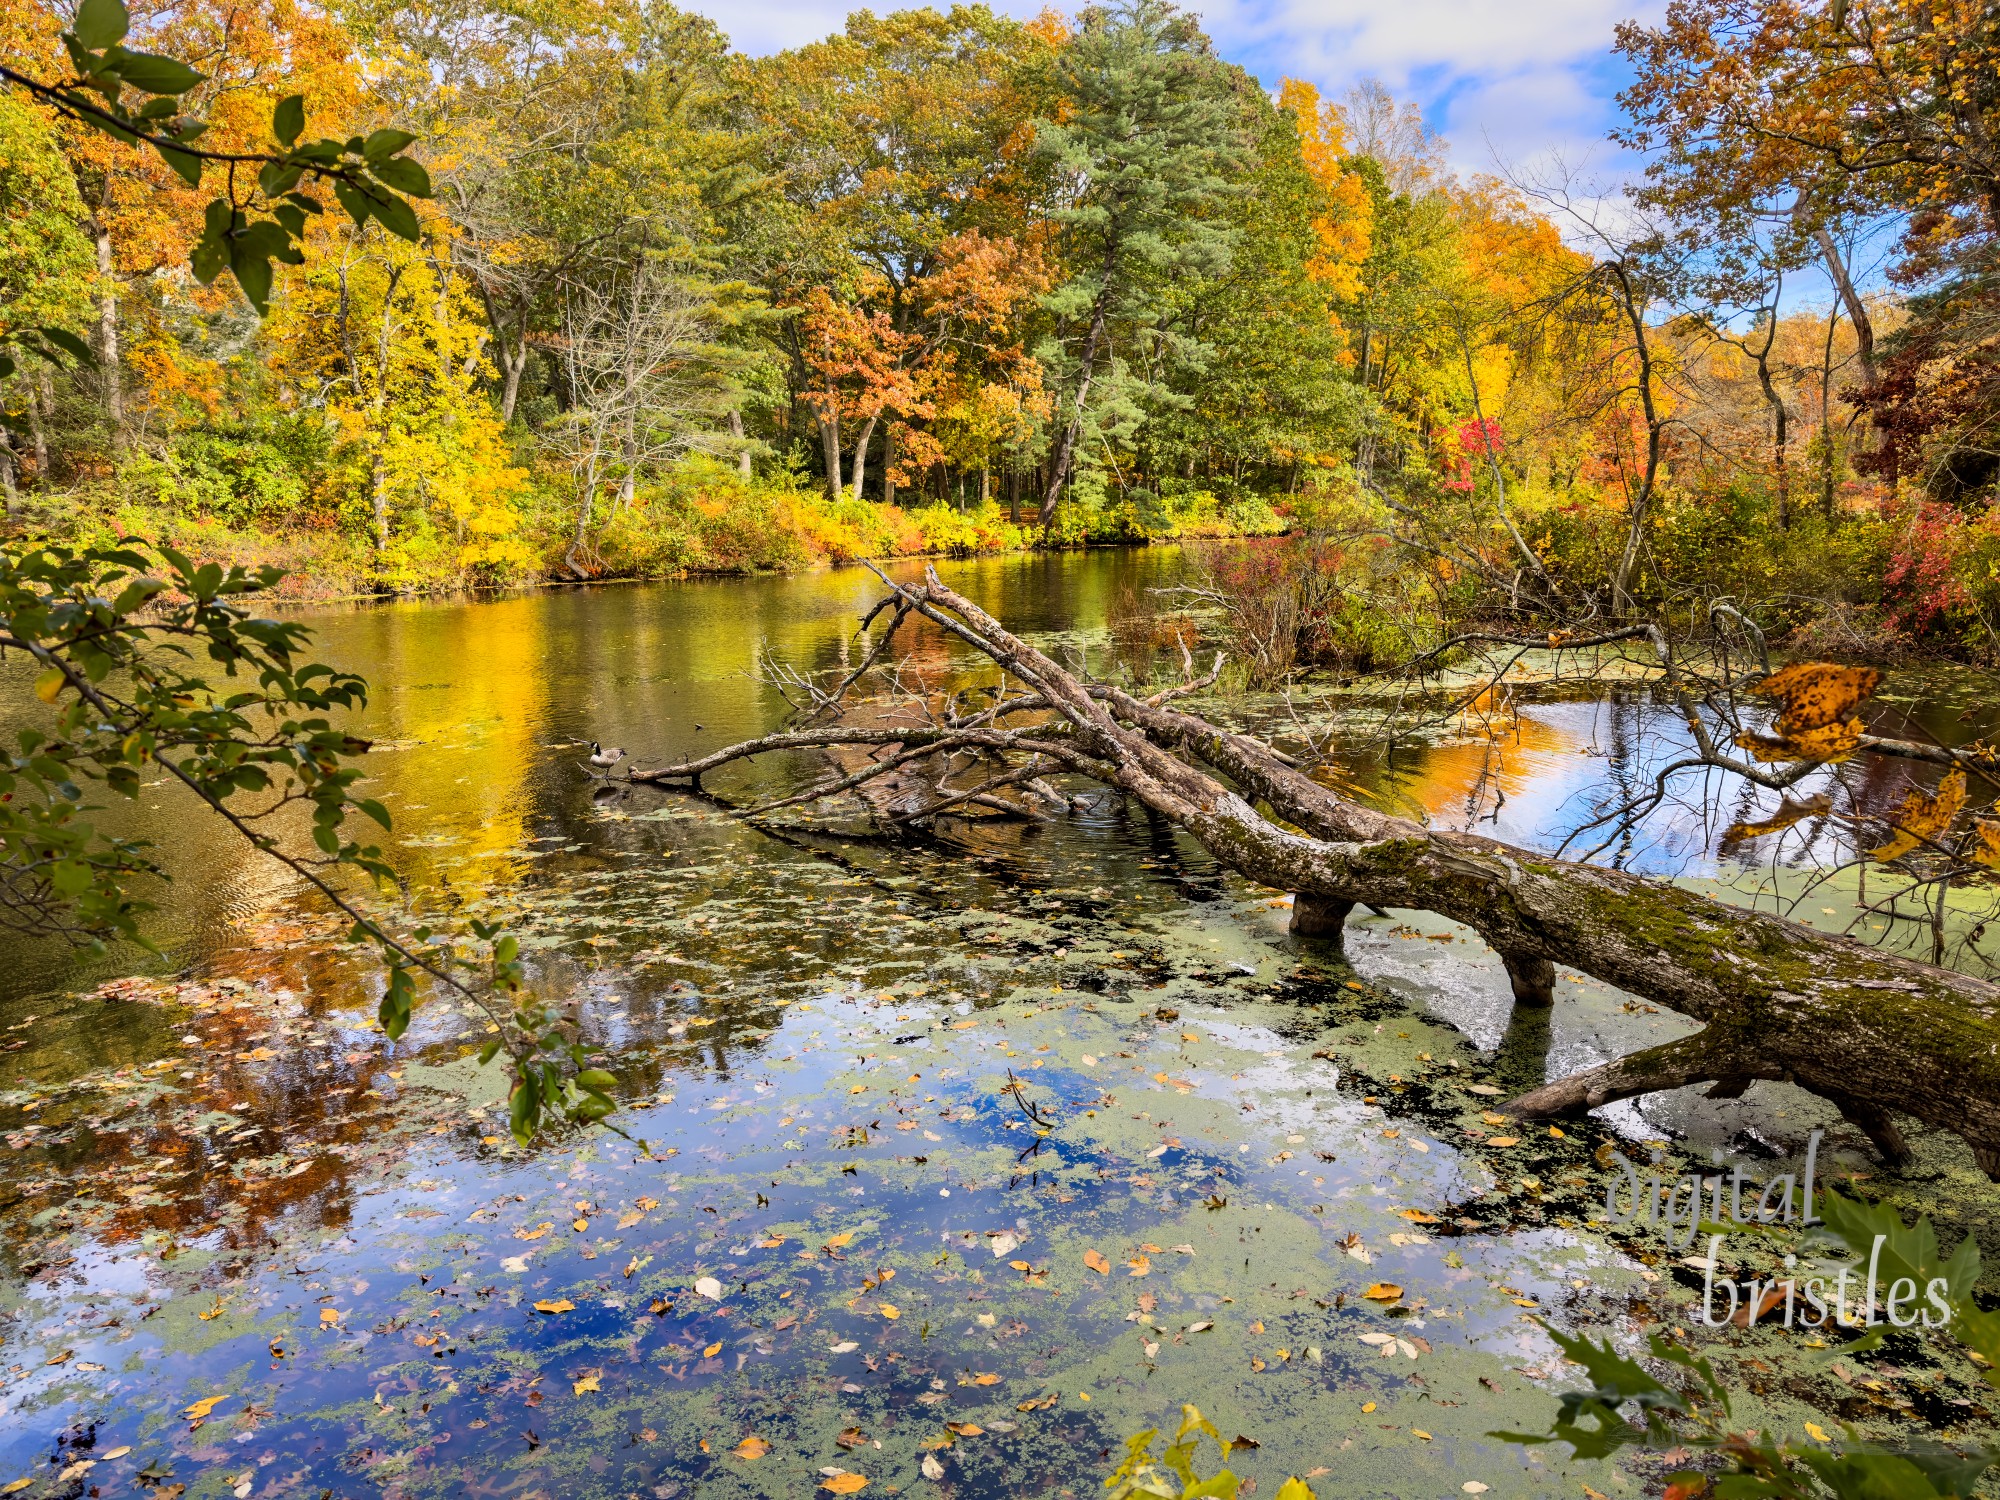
[
  {"xmin": 0, "ymin": 539, "xmax": 616, "ymax": 1143},
  {"xmin": 1494, "ymin": 1190, "xmax": 2000, "ymax": 1498},
  {"xmin": 0, "ymin": 0, "xmax": 432, "ymax": 316}
]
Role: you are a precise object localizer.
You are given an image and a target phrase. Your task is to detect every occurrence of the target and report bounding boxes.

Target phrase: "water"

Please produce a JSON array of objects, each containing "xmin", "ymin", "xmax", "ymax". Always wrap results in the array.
[{"xmin": 2, "ymin": 551, "xmax": 1996, "ymax": 1498}]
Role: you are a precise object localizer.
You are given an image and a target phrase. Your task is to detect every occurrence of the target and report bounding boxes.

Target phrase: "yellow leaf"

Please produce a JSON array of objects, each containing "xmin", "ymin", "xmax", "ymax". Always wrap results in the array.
[
  {"xmin": 182, "ymin": 1393, "xmax": 228, "ymax": 1420},
  {"xmin": 2, "ymin": 1481, "xmax": 30, "ymax": 1495},
  {"xmin": 1009, "ymin": 1259, "xmax": 1030, "ymax": 1271},
  {"xmin": 821, "ymin": 1474, "xmax": 869, "ymax": 1494},
  {"xmin": 573, "ymin": 1218, "xmax": 589, "ymax": 1232},
  {"xmin": 733, "ymin": 1436, "xmax": 771, "ymax": 1460},
  {"xmin": 1397, "ymin": 1210, "xmax": 1439, "ymax": 1223},
  {"xmin": 618, "ymin": 1210, "xmax": 645, "ymax": 1228},
  {"xmin": 533, "ymin": 1299, "xmax": 575, "ymax": 1314},
  {"xmin": 971, "ymin": 1372, "xmax": 1001, "ymax": 1385},
  {"xmin": 516, "ymin": 1223, "xmax": 553, "ymax": 1241},
  {"xmin": 1486, "ymin": 1136, "xmax": 1519, "ymax": 1148},
  {"xmin": 879, "ymin": 1304, "xmax": 900, "ymax": 1320},
  {"xmin": 1734, "ymin": 718, "xmax": 1865, "ymax": 764},
  {"xmin": 704, "ymin": 1342, "xmax": 723, "ymax": 1358},
  {"xmin": 1361, "ymin": 1402, "xmax": 1376, "ymax": 1413},
  {"xmin": 1084, "ymin": 1249, "xmax": 1110, "ymax": 1275},
  {"xmin": 1805, "ymin": 1422, "xmax": 1831, "ymax": 1445},
  {"xmin": 1722, "ymin": 792, "xmax": 1833, "ymax": 844},
  {"xmin": 1275, "ymin": 1481, "xmax": 1319, "ymax": 1500},
  {"xmin": 1363, "ymin": 1283, "xmax": 1403, "ymax": 1302},
  {"xmin": 101, "ymin": 1449, "xmax": 130, "ymax": 1461},
  {"xmin": 33, "ymin": 667, "xmax": 65, "ymax": 704},
  {"xmin": 573, "ymin": 1373, "xmax": 601, "ymax": 1395},
  {"xmin": 826, "ymin": 1232, "xmax": 855, "ymax": 1249},
  {"xmin": 1973, "ymin": 819, "xmax": 2000, "ymax": 869},
  {"xmin": 319, "ymin": 1308, "xmax": 340, "ymax": 1324},
  {"xmin": 1872, "ymin": 770, "xmax": 1967, "ymax": 862},
  {"xmin": 1127, "ymin": 1255, "xmax": 1151, "ymax": 1277},
  {"xmin": 1411, "ymin": 1428, "xmax": 1433, "ymax": 1440},
  {"xmin": 1757, "ymin": 662, "xmax": 1883, "ymax": 731}
]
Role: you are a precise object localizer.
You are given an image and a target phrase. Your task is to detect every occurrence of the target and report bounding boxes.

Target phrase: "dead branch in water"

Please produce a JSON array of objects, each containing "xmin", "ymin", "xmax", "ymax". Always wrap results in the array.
[{"xmin": 629, "ymin": 566, "xmax": 2000, "ymax": 1179}]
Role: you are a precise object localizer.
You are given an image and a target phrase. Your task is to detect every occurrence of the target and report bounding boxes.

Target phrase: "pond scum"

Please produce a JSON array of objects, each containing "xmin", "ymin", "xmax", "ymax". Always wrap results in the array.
[{"xmin": 2, "ymin": 772, "xmax": 1997, "ymax": 1499}]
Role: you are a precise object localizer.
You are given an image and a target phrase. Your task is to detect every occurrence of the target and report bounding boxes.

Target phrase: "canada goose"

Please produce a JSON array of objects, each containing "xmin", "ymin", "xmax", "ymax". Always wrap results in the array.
[{"xmin": 587, "ymin": 741, "xmax": 626, "ymax": 772}]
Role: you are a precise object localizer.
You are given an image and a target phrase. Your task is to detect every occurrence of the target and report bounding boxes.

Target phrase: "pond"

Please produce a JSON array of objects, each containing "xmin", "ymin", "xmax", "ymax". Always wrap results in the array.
[{"xmin": 1, "ymin": 549, "xmax": 1996, "ymax": 1499}]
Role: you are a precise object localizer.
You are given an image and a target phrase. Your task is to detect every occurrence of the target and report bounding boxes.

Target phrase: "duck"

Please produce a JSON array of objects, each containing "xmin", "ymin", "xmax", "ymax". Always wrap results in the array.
[{"xmin": 587, "ymin": 741, "xmax": 626, "ymax": 773}]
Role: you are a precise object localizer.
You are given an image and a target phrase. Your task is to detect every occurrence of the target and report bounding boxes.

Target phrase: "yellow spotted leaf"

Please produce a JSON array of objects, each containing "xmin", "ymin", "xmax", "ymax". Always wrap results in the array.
[
  {"xmin": 1128, "ymin": 1255, "xmax": 1151, "ymax": 1277},
  {"xmin": 1972, "ymin": 819, "xmax": 2000, "ymax": 869},
  {"xmin": 1872, "ymin": 770, "xmax": 1967, "ymax": 862},
  {"xmin": 572, "ymin": 1373, "xmax": 601, "ymax": 1395},
  {"xmin": 821, "ymin": 1474, "xmax": 869, "ymax": 1494},
  {"xmin": 1756, "ymin": 663, "xmax": 1883, "ymax": 732},
  {"xmin": 733, "ymin": 1436, "xmax": 771, "ymax": 1461},
  {"xmin": 1362, "ymin": 1283, "xmax": 1404, "ymax": 1302},
  {"xmin": 1722, "ymin": 792, "xmax": 1833, "ymax": 845}
]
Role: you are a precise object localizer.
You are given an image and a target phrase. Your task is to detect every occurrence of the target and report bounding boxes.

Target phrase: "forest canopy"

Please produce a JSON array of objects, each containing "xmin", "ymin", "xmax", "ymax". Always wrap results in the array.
[{"xmin": 0, "ymin": 0, "xmax": 1995, "ymax": 658}]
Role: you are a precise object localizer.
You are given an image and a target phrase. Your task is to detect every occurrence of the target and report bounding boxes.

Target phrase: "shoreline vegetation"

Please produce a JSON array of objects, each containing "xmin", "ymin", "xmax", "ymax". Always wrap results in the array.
[{"xmin": 3, "ymin": 457, "xmax": 1285, "ymax": 602}]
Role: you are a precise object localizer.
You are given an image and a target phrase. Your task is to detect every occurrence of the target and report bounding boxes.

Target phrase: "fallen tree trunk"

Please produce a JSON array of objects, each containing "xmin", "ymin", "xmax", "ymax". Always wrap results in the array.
[{"xmin": 631, "ymin": 567, "xmax": 2000, "ymax": 1178}]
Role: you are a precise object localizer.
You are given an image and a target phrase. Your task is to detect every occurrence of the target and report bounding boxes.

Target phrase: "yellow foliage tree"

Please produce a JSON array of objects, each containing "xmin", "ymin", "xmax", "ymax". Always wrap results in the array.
[{"xmin": 268, "ymin": 224, "xmax": 533, "ymax": 584}]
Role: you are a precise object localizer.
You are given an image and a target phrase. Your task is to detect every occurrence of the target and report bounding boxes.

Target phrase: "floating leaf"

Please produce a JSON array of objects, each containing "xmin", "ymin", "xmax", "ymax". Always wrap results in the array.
[
  {"xmin": 533, "ymin": 1299, "xmax": 574, "ymax": 1314},
  {"xmin": 1872, "ymin": 770, "xmax": 1967, "ymax": 861},
  {"xmin": 183, "ymin": 1393, "xmax": 228, "ymax": 1420},
  {"xmin": 1127, "ymin": 1255, "xmax": 1151, "ymax": 1277},
  {"xmin": 1486, "ymin": 1136, "xmax": 1519, "ymax": 1148},
  {"xmin": 572, "ymin": 1373, "xmax": 601, "ymax": 1395},
  {"xmin": 1363, "ymin": 1283, "xmax": 1403, "ymax": 1302},
  {"xmin": 1804, "ymin": 1422, "xmax": 1830, "ymax": 1445},
  {"xmin": 837, "ymin": 1428, "xmax": 870, "ymax": 1449},
  {"xmin": 821, "ymin": 1475, "xmax": 868, "ymax": 1494},
  {"xmin": 880, "ymin": 1304, "xmax": 900, "ymax": 1320},
  {"xmin": 1397, "ymin": 1209, "xmax": 1439, "ymax": 1223},
  {"xmin": 1083, "ymin": 1249, "xmax": 1110, "ymax": 1275},
  {"xmin": 318, "ymin": 1308, "xmax": 340, "ymax": 1324},
  {"xmin": 734, "ymin": 1436, "xmax": 772, "ymax": 1461},
  {"xmin": 920, "ymin": 1453, "xmax": 945, "ymax": 1480},
  {"xmin": 695, "ymin": 1276, "xmax": 724, "ymax": 1300},
  {"xmin": 1411, "ymin": 1428, "xmax": 1433, "ymax": 1441},
  {"xmin": 703, "ymin": 1342, "xmax": 723, "ymax": 1358},
  {"xmin": 829, "ymin": 1341, "xmax": 860, "ymax": 1354}
]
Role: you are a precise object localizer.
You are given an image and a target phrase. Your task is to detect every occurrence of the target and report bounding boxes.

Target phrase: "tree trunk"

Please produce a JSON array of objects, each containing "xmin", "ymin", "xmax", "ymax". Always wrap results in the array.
[
  {"xmin": 0, "ymin": 437, "xmax": 17, "ymax": 517},
  {"xmin": 1041, "ymin": 291, "xmax": 1111, "ymax": 530},
  {"xmin": 633, "ymin": 571, "xmax": 2000, "ymax": 1179},
  {"xmin": 28, "ymin": 370, "xmax": 49, "ymax": 480},
  {"xmin": 91, "ymin": 181, "xmax": 124, "ymax": 459},
  {"xmin": 817, "ymin": 408, "xmax": 843, "ymax": 503},
  {"xmin": 498, "ymin": 340, "xmax": 530, "ymax": 424},
  {"xmin": 850, "ymin": 413, "xmax": 878, "ymax": 502},
  {"xmin": 883, "ymin": 425, "xmax": 898, "ymax": 507},
  {"xmin": 728, "ymin": 409, "xmax": 752, "ymax": 478}
]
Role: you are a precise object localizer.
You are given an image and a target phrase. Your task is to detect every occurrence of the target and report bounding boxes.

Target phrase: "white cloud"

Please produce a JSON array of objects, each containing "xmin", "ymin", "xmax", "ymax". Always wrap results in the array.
[{"xmin": 687, "ymin": 0, "xmax": 1667, "ymax": 189}]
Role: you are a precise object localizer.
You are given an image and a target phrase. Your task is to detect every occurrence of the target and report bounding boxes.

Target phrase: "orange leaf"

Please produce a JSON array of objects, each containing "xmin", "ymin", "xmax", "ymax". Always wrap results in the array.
[
  {"xmin": 1362, "ymin": 1283, "xmax": 1404, "ymax": 1302},
  {"xmin": 733, "ymin": 1436, "xmax": 771, "ymax": 1461},
  {"xmin": 821, "ymin": 1474, "xmax": 869, "ymax": 1494},
  {"xmin": 1083, "ymin": 1249, "xmax": 1110, "ymax": 1275}
]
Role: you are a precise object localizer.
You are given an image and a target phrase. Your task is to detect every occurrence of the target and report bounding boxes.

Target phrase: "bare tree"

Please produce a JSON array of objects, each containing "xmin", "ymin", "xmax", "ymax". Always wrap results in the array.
[{"xmin": 550, "ymin": 255, "xmax": 737, "ymax": 576}]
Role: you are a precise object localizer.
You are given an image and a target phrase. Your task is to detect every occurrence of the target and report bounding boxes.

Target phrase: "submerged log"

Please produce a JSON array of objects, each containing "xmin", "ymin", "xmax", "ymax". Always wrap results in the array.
[{"xmin": 631, "ymin": 567, "xmax": 2000, "ymax": 1179}]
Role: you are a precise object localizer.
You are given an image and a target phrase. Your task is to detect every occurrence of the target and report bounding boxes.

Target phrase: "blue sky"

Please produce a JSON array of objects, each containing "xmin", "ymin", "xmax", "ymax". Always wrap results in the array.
[{"xmin": 696, "ymin": 0, "xmax": 1669, "ymax": 184}]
